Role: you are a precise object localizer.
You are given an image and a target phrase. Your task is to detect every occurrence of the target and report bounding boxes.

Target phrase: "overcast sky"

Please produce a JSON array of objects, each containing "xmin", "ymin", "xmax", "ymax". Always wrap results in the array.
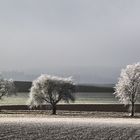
[{"xmin": 0, "ymin": 0, "xmax": 140, "ymax": 74}]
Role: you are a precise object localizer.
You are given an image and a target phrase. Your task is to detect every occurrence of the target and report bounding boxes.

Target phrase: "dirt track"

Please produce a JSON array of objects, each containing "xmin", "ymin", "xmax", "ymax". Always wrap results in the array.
[{"xmin": 0, "ymin": 117, "xmax": 140, "ymax": 140}]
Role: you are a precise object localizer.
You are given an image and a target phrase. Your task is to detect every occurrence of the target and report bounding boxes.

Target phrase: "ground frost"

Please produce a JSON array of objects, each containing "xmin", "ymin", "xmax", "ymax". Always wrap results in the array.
[{"xmin": 0, "ymin": 117, "xmax": 140, "ymax": 140}]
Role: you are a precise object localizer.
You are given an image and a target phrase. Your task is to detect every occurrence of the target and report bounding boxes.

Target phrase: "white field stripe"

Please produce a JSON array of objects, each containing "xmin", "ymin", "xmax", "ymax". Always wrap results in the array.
[{"xmin": 0, "ymin": 117, "xmax": 140, "ymax": 125}]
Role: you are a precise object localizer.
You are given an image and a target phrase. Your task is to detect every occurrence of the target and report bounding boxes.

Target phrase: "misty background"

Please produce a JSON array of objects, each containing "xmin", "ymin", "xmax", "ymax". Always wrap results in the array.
[{"xmin": 0, "ymin": 0, "xmax": 140, "ymax": 84}]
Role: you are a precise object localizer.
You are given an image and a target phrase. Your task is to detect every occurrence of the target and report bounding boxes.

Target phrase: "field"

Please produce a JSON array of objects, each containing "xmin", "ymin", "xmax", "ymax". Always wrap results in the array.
[
  {"xmin": 0, "ymin": 92, "xmax": 120, "ymax": 105},
  {"xmin": 0, "ymin": 82, "xmax": 137, "ymax": 105},
  {"xmin": 0, "ymin": 93, "xmax": 29, "ymax": 105},
  {"xmin": 0, "ymin": 112, "xmax": 140, "ymax": 140},
  {"xmin": 0, "ymin": 93, "xmax": 140, "ymax": 140},
  {"xmin": 0, "ymin": 92, "xmax": 139, "ymax": 105}
]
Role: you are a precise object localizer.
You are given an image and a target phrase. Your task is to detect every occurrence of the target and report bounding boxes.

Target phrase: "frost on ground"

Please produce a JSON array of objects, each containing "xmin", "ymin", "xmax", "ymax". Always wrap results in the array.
[{"xmin": 0, "ymin": 115, "xmax": 140, "ymax": 140}]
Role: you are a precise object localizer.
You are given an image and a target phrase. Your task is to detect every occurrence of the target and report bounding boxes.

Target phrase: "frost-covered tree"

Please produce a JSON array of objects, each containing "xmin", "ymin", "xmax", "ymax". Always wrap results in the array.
[
  {"xmin": 28, "ymin": 75, "xmax": 75, "ymax": 115},
  {"xmin": 0, "ymin": 78, "xmax": 16, "ymax": 101},
  {"xmin": 114, "ymin": 63, "xmax": 140, "ymax": 117}
]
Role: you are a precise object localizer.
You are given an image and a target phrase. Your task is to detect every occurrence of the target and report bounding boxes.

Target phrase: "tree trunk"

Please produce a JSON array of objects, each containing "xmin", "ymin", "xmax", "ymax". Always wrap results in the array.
[
  {"xmin": 130, "ymin": 101, "xmax": 135, "ymax": 117},
  {"xmin": 52, "ymin": 104, "xmax": 57, "ymax": 115}
]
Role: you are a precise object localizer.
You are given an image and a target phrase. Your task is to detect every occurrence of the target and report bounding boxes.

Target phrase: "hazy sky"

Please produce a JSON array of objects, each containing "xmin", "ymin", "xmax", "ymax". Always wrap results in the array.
[{"xmin": 0, "ymin": 0, "xmax": 140, "ymax": 73}]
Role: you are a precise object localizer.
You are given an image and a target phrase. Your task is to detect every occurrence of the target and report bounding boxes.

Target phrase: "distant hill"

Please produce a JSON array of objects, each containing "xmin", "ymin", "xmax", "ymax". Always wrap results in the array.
[
  {"xmin": 14, "ymin": 81, "xmax": 114, "ymax": 93},
  {"xmin": 14, "ymin": 81, "xmax": 32, "ymax": 92}
]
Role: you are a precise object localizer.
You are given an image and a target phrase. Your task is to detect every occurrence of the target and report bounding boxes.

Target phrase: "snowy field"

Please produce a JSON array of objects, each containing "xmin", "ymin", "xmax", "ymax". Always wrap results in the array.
[{"xmin": 0, "ymin": 115, "xmax": 140, "ymax": 140}]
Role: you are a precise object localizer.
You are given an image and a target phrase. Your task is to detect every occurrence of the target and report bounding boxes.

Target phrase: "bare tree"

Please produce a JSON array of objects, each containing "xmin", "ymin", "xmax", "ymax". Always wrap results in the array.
[
  {"xmin": 114, "ymin": 63, "xmax": 140, "ymax": 117},
  {"xmin": 28, "ymin": 75, "xmax": 75, "ymax": 115}
]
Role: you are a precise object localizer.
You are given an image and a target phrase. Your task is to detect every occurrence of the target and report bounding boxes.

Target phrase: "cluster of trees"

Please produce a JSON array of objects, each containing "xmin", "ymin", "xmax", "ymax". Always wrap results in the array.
[
  {"xmin": 0, "ymin": 75, "xmax": 75, "ymax": 115},
  {"xmin": 0, "ymin": 62, "xmax": 140, "ymax": 117}
]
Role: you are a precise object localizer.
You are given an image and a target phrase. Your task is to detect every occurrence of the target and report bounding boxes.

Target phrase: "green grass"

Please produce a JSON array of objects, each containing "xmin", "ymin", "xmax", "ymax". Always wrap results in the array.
[
  {"xmin": 0, "ymin": 92, "xmax": 120, "ymax": 105},
  {"xmin": 74, "ymin": 98, "xmax": 119, "ymax": 104},
  {"xmin": 0, "ymin": 93, "xmax": 28, "ymax": 105},
  {"xmin": 0, "ymin": 92, "xmax": 139, "ymax": 105}
]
